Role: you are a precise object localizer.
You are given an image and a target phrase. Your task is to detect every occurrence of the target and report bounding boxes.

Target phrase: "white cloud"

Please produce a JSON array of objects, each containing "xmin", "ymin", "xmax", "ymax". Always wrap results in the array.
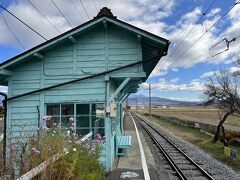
[
  {"xmin": 170, "ymin": 77, "xmax": 179, "ymax": 83},
  {"xmin": 0, "ymin": 0, "xmax": 239, "ymax": 76},
  {"xmin": 206, "ymin": 8, "xmax": 221, "ymax": 18},
  {"xmin": 200, "ymin": 66, "xmax": 240, "ymax": 79},
  {"xmin": 0, "ymin": 86, "xmax": 8, "ymax": 93},
  {"xmin": 200, "ymin": 70, "xmax": 220, "ymax": 78},
  {"xmin": 169, "ymin": 96, "xmax": 201, "ymax": 102},
  {"xmin": 140, "ymin": 79, "xmax": 203, "ymax": 92},
  {"xmin": 228, "ymin": 66, "xmax": 240, "ymax": 74}
]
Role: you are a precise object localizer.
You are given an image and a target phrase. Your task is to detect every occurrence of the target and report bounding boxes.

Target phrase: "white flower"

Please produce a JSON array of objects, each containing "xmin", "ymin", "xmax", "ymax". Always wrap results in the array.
[
  {"xmin": 53, "ymin": 130, "xmax": 56, "ymax": 134},
  {"xmin": 67, "ymin": 130, "xmax": 70, "ymax": 135},
  {"xmin": 73, "ymin": 148, "xmax": 76, "ymax": 152},
  {"xmin": 65, "ymin": 151, "xmax": 69, "ymax": 155}
]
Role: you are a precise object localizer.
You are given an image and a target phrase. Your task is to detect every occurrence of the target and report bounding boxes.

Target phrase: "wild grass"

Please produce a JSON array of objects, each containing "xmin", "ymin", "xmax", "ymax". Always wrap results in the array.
[{"xmin": 1, "ymin": 128, "xmax": 106, "ymax": 180}]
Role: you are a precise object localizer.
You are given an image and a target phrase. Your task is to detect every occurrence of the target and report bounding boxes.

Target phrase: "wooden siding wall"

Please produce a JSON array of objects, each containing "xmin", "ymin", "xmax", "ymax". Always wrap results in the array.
[
  {"xmin": 7, "ymin": 23, "xmax": 142, "ymax": 170},
  {"xmin": 10, "ymin": 60, "xmax": 41, "ymax": 142}
]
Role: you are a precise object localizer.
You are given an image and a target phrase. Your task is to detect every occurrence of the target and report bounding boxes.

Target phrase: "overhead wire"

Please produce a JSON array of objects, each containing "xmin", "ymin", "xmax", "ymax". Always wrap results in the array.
[
  {"xmin": 172, "ymin": 0, "xmax": 240, "ymax": 64},
  {"xmin": 50, "ymin": 0, "xmax": 73, "ymax": 28},
  {"xmin": 170, "ymin": 0, "xmax": 217, "ymax": 57},
  {"xmin": 92, "ymin": 0, "xmax": 98, "ymax": 12},
  {"xmin": 79, "ymin": 0, "xmax": 90, "ymax": 20},
  {"xmin": 163, "ymin": 34, "xmax": 240, "ymax": 83},
  {"xmin": 0, "ymin": 12, "xmax": 25, "ymax": 49},
  {"xmin": 0, "ymin": 4, "xmax": 48, "ymax": 41},
  {"xmin": 26, "ymin": 0, "xmax": 61, "ymax": 34},
  {"xmin": 70, "ymin": 0, "xmax": 84, "ymax": 21}
]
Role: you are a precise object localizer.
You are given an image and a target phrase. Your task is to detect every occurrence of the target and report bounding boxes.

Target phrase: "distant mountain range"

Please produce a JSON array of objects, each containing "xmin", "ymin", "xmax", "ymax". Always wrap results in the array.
[{"xmin": 127, "ymin": 95, "xmax": 202, "ymax": 107}]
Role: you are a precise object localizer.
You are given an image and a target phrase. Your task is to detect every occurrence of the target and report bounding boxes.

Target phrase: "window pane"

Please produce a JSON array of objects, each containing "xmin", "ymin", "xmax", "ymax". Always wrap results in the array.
[
  {"xmin": 47, "ymin": 104, "xmax": 60, "ymax": 115},
  {"xmin": 76, "ymin": 116, "xmax": 90, "ymax": 128},
  {"xmin": 92, "ymin": 103, "xmax": 104, "ymax": 117},
  {"xmin": 61, "ymin": 116, "xmax": 73, "ymax": 128},
  {"xmin": 92, "ymin": 116, "xmax": 104, "ymax": 127},
  {"xmin": 92, "ymin": 103, "xmax": 104, "ymax": 128},
  {"xmin": 46, "ymin": 116, "xmax": 60, "ymax": 128},
  {"xmin": 46, "ymin": 104, "xmax": 60, "ymax": 128},
  {"xmin": 62, "ymin": 104, "xmax": 74, "ymax": 116},
  {"xmin": 77, "ymin": 104, "xmax": 89, "ymax": 115},
  {"xmin": 76, "ymin": 128, "xmax": 90, "ymax": 136}
]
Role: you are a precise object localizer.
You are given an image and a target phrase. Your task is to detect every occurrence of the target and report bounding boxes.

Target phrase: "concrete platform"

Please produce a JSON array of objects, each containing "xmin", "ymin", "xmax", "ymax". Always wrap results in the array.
[{"xmin": 107, "ymin": 112, "xmax": 170, "ymax": 180}]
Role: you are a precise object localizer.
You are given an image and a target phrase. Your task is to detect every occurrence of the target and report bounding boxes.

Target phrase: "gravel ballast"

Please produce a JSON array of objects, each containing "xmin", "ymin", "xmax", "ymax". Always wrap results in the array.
[{"xmin": 142, "ymin": 116, "xmax": 240, "ymax": 180}]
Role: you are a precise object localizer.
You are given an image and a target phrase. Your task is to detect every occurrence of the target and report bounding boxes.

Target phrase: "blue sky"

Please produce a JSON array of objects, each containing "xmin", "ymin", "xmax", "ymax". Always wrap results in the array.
[{"xmin": 0, "ymin": 0, "xmax": 240, "ymax": 101}]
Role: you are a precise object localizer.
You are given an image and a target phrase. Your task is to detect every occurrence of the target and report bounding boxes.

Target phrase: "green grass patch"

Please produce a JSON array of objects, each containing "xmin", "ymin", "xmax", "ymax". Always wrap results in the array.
[{"xmin": 141, "ymin": 114, "xmax": 240, "ymax": 172}]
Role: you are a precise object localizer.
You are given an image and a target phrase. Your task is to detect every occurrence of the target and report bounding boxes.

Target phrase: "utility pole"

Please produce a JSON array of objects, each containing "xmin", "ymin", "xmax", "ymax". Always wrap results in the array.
[
  {"xmin": 136, "ymin": 95, "xmax": 138, "ymax": 113},
  {"xmin": 149, "ymin": 84, "xmax": 151, "ymax": 120}
]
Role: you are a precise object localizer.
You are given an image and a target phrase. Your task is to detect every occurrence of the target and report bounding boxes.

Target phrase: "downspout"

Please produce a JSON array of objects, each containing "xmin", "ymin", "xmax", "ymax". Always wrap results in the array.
[{"xmin": 0, "ymin": 92, "xmax": 7, "ymax": 173}]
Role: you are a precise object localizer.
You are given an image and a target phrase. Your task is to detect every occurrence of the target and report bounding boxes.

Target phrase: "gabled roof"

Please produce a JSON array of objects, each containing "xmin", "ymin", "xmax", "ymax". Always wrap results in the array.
[{"xmin": 0, "ymin": 7, "xmax": 169, "ymax": 70}]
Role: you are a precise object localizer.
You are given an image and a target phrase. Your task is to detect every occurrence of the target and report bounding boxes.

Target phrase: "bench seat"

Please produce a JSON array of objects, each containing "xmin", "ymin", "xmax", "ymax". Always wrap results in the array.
[{"xmin": 116, "ymin": 135, "xmax": 131, "ymax": 157}]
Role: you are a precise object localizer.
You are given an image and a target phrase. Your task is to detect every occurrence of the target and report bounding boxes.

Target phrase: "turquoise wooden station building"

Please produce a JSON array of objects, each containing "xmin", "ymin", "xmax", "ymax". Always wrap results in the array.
[{"xmin": 0, "ymin": 8, "xmax": 169, "ymax": 170}]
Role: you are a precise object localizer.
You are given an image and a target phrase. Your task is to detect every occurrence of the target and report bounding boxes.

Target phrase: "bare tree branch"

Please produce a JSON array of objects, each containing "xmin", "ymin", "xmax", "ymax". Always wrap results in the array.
[{"xmin": 203, "ymin": 70, "xmax": 240, "ymax": 143}]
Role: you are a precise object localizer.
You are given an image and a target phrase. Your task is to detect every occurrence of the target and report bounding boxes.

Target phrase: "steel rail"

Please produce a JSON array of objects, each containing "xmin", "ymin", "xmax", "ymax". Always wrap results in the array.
[
  {"xmin": 140, "ymin": 118, "xmax": 187, "ymax": 180},
  {"xmin": 132, "ymin": 113, "xmax": 214, "ymax": 180}
]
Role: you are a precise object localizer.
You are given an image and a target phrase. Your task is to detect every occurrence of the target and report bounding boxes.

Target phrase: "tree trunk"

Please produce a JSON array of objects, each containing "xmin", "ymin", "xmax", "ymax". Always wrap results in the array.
[
  {"xmin": 221, "ymin": 125, "xmax": 228, "ymax": 147},
  {"xmin": 213, "ymin": 111, "xmax": 231, "ymax": 143}
]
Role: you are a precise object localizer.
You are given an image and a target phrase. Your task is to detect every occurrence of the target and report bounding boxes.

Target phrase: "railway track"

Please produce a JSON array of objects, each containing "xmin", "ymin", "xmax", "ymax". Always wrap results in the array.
[{"xmin": 131, "ymin": 113, "xmax": 214, "ymax": 180}]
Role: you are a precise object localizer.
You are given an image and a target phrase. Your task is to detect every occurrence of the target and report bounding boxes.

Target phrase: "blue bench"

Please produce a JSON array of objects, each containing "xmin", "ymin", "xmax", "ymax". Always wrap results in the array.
[{"xmin": 115, "ymin": 134, "xmax": 131, "ymax": 157}]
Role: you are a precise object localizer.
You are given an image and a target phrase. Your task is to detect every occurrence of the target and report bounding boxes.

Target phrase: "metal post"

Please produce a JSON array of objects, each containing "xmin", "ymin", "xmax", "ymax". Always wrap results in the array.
[
  {"xmin": 136, "ymin": 95, "xmax": 137, "ymax": 113},
  {"xmin": 0, "ymin": 92, "xmax": 7, "ymax": 173},
  {"xmin": 149, "ymin": 84, "xmax": 151, "ymax": 120}
]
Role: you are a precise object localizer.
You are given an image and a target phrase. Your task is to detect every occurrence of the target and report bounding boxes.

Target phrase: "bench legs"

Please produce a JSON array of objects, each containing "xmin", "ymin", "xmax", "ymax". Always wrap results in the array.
[{"xmin": 116, "ymin": 146, "xmax": 130, "ymax": 157}]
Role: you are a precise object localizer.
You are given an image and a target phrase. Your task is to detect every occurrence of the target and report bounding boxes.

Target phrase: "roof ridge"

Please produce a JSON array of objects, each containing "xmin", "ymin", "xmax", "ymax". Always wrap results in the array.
[{"xmin": 95, "ymin": 7, "xmax": 117, "ymax": 19}]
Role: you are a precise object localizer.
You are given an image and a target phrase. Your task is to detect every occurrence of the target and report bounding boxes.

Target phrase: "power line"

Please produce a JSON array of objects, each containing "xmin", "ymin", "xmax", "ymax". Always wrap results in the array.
[
  {"xmin": 0, "ymin": 12, "xmax": 25, "ymax": 49},
  {"xmin": 0, "ymin": 4, "xmax": 48, "ymax": 41},
  {"xmin": 50, "ymin": 0, "xmax": 73, "ymax": 28},
  {"xmin": 161, "ymin": 0, "xmax": 219, "ymax": 71},
  {"xmin": 70, "ymin": 0, "xmax": 84, "ymax": 21},
  {"xmin": 173, "ymin": 1, "xmax": 240, "ymax": 63},
  {"xmin": 170, "ymin": 0, "xmax": 217, "ymax": 57},
  {"xmin": 26, "ymin": 0, "xmax": 61, "ymax": 34},
  {"xmin": 163, "ymin": 34, "xmax": 240, "ymax": 81},
  {"xmin": 92, "ymin": 0, "xmax": 98, "ymax": 12},
  {"xmin": 79, "ymin": 0, "xmax": 90, "ymax": 20}
]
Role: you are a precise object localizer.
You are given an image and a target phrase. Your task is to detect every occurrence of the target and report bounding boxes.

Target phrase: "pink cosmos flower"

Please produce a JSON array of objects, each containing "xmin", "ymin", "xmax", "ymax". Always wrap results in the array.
[
  {"xmin": 42, "ymin": 116, "xmax": 52, "ymax": 121},
  {"xmin": 32, "ymin": 147, "xmax": 40, "ymax": 154}
]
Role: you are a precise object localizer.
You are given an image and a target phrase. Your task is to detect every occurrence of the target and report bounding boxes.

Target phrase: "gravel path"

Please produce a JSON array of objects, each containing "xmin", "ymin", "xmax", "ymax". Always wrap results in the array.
[{"xmin": 143, "ymin": 116, "xmax": 240, "ymax": 180}]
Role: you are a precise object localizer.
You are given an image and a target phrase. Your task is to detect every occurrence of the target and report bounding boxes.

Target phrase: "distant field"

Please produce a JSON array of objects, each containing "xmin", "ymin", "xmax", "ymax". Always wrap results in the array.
[{"xmin": 139, "ymin": 107, "xmax": 240, "ymax": 127}]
